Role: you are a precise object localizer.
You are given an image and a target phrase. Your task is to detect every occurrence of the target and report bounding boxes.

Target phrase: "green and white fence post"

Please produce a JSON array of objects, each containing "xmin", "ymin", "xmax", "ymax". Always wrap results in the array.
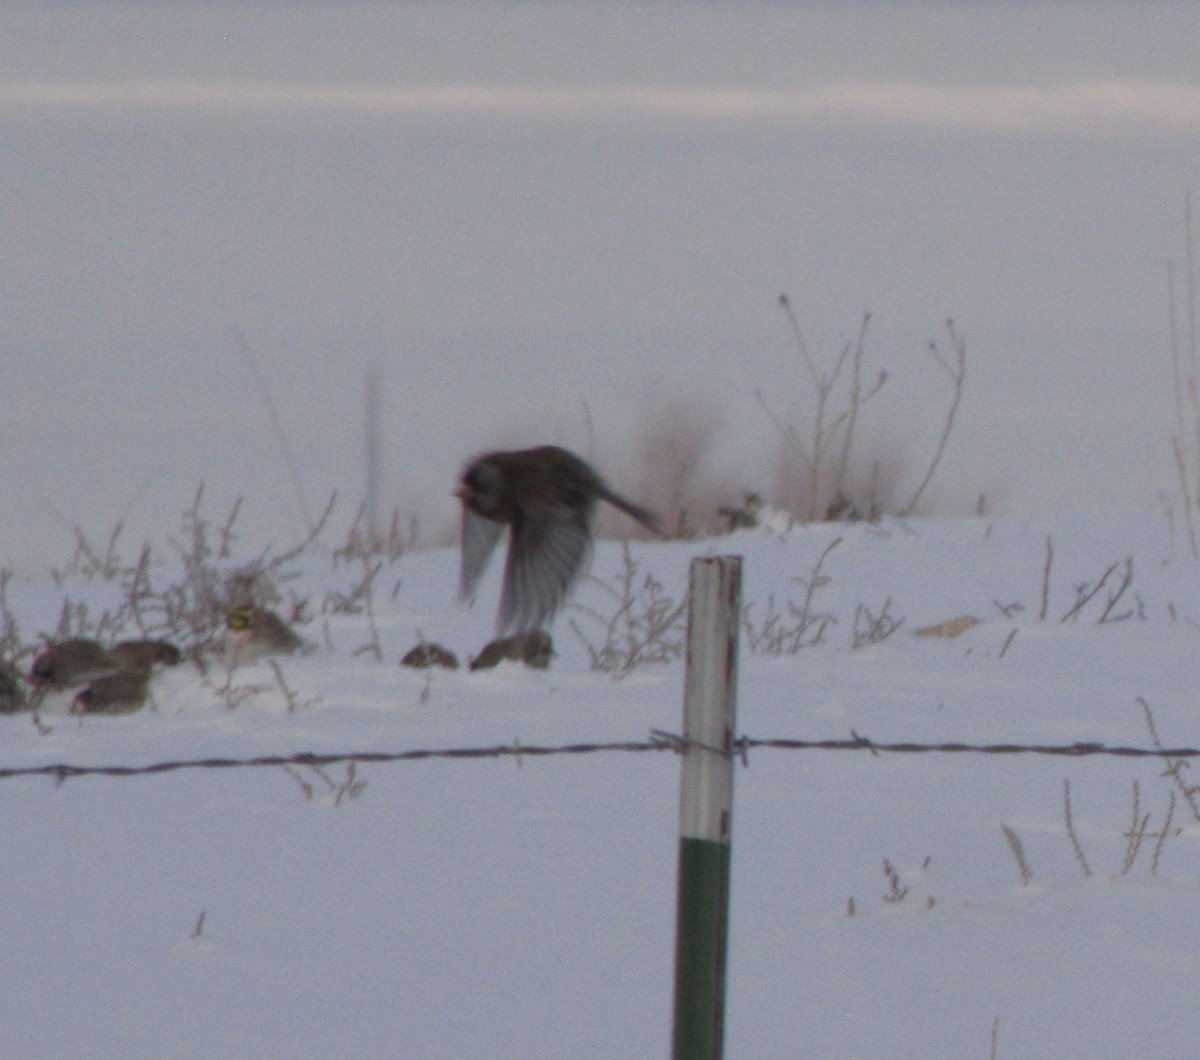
[{"xmin": 671, "ymin": 555, "xmax": 742, "ymax": 1060}]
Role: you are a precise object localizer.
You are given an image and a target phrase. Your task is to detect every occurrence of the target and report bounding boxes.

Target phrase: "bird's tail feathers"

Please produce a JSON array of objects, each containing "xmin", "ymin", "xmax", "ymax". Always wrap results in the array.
[{"xmin": 601, "ymin": 489, "xmax": 663, "ymax": 537}]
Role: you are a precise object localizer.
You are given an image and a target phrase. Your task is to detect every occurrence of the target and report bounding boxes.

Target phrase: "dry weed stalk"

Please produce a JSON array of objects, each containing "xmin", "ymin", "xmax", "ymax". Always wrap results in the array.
[
  {"xmin": 1064, "ymin": 729, "xmax": 1184, "ymax": 879},
  {"xmin": 333, "ymin": 502, "xmax": 414, "ymax": 564},
  {"xmin": 899, "ymin": 320, "xmax": 966, "ymax": 517},
  {"xmin": 851, "ymin": 597, "xmax": 903, "ymax": 650},
  {"xmin": 323, "ymin": 555, "xmax": 386, "ymax": 661},
  {"xmin": 0, "ymin": 568, "xmax": 23, "ymax": 665},
  {"xmin": 1139, "ymin": 697, "xmax": 1200, "ymax": 821},
  {"xmin": 881, "ymin": 858, "xmax": 908, "ymax": 903},
  {"xmin": 1063, "ymin": 779, "xmax": 1093, "ymax": 877},
  {"xmin": 206, "ymin": 654, "xmax": 272, "ymax": 710},
  {"xmin": 1001, "ymin": 824, "xmax": 1033, "ymax": 885},
  {"xmin": 1040, "ymin": 536, "xmax": 1053, "ymax": 621},
  {"xmin": 268, "ymin": 659, "xmax": 320, "ymax": 713},
  {"xmin": 278, "ymin": 761, "xmax": 367, "ymax": 804},
  {"xmin": 1059, "ymin": 556, "xmax": 1140, "ymax": 624},
  {"xmin": 1118, "ymin": 780, "xmax": 1151, "ymax": 877},
  {"xmin": 1166, "ymin": 192, "xmax": 1200, "ymax": 558}
]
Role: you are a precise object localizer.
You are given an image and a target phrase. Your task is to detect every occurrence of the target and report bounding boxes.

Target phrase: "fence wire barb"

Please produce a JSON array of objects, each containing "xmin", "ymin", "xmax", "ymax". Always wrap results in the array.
[{"xmin": 3, "ymin": 729, "xmax": 1200, "ymax": 783}]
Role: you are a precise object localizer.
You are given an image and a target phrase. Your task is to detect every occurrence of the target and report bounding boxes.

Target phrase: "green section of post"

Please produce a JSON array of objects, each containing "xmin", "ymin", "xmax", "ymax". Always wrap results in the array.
[
  {"xmin": 673, "ymin": 837, "xmax": 732, "ymax": 1058},
  {"xmin": 672, "ymin": 555, "xmax": 742, "ymax": 1060}
]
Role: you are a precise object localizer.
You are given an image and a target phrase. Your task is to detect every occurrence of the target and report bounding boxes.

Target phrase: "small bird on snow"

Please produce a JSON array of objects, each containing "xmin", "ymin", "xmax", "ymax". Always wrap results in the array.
[
  {"xmin": 109, "ymin": 638, "xmax": 184, "ymax": 673},
  {"xmin": 72, "ymin": 668, "xmax": 151, "ymax": 715},
  {"xmin": 29, "ymin": 638, "xmax": 119, "ymax": 690},
  {"xmin": 223, "ymin": 606, "xmax": 306, "ymax": 666},
  {"xmin": 456, "ymin": 445, "xmax": 660, "ymax": 634}
]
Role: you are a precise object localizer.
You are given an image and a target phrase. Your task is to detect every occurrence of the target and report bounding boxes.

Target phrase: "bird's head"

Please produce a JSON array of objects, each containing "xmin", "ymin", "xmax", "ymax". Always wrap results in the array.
[{"xmin": 456, "ymin": 458, "xmax": 504, "ymax": 517}]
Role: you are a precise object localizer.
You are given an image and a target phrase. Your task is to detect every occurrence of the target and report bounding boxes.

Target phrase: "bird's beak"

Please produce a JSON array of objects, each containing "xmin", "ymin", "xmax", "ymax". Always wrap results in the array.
[{"xmin": 453, "ymin": 484, "xmax": 471, "ymax": 500}]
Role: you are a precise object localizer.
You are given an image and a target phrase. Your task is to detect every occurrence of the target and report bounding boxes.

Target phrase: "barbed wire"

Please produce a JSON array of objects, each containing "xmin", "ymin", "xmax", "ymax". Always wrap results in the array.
[
  {"xmin": 742, "ymin": 732, "xmax": 1200, "ymax": 759},
  {"xmin": 2, "ymin": 728, "xmax": 1199, "ymax": 783},
  {"xmin": 0, "ymin": 738, "xmax": 672, "ymax": 783}
]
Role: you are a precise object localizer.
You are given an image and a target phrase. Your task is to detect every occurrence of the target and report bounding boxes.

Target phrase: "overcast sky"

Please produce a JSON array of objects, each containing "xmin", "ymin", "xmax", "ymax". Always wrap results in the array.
[{"xmin": 3, "ymin": 2, "xmax": 1200, "ymax": 566}]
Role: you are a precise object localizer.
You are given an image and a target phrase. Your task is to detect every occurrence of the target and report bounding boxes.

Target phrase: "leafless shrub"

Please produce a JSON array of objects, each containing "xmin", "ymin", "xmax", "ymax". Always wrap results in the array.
[
  {"xmin": 742, "ymin": 537, "xmax": 841, "ymax": 654},
  {"xmin": 568, "ymin": 544, "xmax": 686, "ymax": 676},
  {"xmin": 851, "ymin": 597, "xmax": 904, "ymax": 650},
  {"xmin": 30, "ymin": 485, "xmax": 333, "ymax": 668},
  {"xmin": 322, "ymin": 555, "xmax": 387, "ymax": 661},
  {"xmin": 759, "ymin": 304, "xmax": 885, "ymax": 522},
  {"xmin": 1059, "ymin": 556, "xmax": 1141, "ymax": 624},
  {"xmin": 51, "ymin": 522, "xmax": 126, "ymax": 585},
  {"xmin": 278, "ymin": 761, "xmax": 367, "ymax": 805},
  {"xmin": 759, "ymin": 298, "xmax": 967, "ymax": 523},
  {"xmin": 332, "ymin": 502, "xmax": 416, "ymax": 564},
  {"xmin": 879, "ymin": 854, "xmax": 934, "ymax": 908},
  {"xmin": 1062, "ymin": 770, "xmax": 1182, "ymax": 879}
]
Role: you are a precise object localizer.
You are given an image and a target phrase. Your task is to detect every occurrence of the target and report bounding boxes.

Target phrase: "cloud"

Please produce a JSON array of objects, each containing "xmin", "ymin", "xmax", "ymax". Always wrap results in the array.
[{"xmin": 2, "ymin": 78, "xmax": 1199, "ymax": 134}]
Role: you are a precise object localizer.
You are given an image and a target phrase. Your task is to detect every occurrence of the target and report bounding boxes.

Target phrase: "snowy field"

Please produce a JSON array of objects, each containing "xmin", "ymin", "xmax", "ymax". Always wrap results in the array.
[{"xmin": 3, "ymin": 511, "xmax": 1200, "ymax": 1058}]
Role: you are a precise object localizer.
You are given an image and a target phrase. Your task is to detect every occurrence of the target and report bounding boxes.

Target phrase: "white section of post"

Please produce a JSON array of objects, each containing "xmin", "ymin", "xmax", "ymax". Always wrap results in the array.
[{"xmin": 672, "ymin": 554, "xmax": 742, "ymax": 1060}]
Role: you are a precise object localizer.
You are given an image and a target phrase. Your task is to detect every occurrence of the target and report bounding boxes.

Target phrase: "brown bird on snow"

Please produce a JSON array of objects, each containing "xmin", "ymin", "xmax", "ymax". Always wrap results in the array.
[
  {"xmin": 29, "ymin": 638, "xmax": 120, "ymax": 690},
  {"xmin": 72, "ymin": 668, "xmax": 152, "ymax": 715},
  {"xmin": 109, "ymin": 638, "xmax": 184, "ymax": 673},
  {"xmin": 455, "ymin": 445, "xmax": 660, "ymax": 634}
]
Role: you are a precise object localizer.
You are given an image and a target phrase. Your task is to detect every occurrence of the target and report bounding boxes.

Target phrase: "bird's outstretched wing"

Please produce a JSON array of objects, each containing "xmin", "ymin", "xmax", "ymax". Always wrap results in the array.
[
  {"xmin": 459, "ymin": 509, "xmax": 506, "ymax": 604},
  {"xmin": 498, "ymin": 502, "xmax": 592, "ymax": 634}
]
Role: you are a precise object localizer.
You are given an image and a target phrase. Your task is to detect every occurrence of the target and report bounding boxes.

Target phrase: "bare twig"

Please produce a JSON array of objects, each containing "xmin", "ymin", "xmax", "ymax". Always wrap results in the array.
[
  {"xmin": 232, "ymin": 327, "xmax": 314, "ymax": 533},
  {"xmin": 1001, "ymin": 824, "xmax": 1033, "ymax": 885},
  {"xmin": 998, "ymin": 627, "xmax": 1018, "ymax": 658},
  {"xmin": 881, "ymin": 858, "xmax": 908, "ymax": 903},
  {"xmin": 1171, "ymin": 436, "xmax": 1199, "ymax": 559},
  {"xmin": 1060, "ymin": 561, "xmax": 1119, "ymax": 622},
  {"xmin": 901, "ymin": 320, "xmax": 966, "ymax": 517},
  {"xmin": 1063, "ymin": 779, "xmax": 1092, "ymax": 877},
  {"xmin": 1039, "ymin": 535, "xmax": 1053, "ymax": 621},
  {"xmin": 1118, "ymin": 780, "xmax": 1150, "ymax": 877}
]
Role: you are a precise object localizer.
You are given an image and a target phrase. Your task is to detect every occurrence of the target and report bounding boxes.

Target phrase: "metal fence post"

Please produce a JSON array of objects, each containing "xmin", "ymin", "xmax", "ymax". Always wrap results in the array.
[{"xmin": 671, "ymin": 555, "xmax": 742, "ymax": 1060}]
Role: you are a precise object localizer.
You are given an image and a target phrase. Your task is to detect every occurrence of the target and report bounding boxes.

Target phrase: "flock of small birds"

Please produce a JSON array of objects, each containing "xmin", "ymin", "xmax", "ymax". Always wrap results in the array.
[
  {"xmin": 0, "ymin": 604, "xmax": 308, "ymax": 717},
  {"xmin": 0, "ymin": 446, "xmax": 660, "ymax": 717}
]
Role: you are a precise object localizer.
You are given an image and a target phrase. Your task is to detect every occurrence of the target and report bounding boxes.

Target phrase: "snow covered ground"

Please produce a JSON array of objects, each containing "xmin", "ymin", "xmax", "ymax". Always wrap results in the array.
[{"xmin": 3, "ymin": 511, "xmax": 1200, "ymax": 1058}]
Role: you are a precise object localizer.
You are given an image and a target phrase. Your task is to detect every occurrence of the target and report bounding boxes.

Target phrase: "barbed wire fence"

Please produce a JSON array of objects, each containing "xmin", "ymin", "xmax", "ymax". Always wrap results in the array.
[
  {"xmin": 9, "ymin": 554, "xmax": 1199, "ymax": 1060},
  {"xmin": 4, "ymin": 728, "xmax": 1200, "ymax": 784}
]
